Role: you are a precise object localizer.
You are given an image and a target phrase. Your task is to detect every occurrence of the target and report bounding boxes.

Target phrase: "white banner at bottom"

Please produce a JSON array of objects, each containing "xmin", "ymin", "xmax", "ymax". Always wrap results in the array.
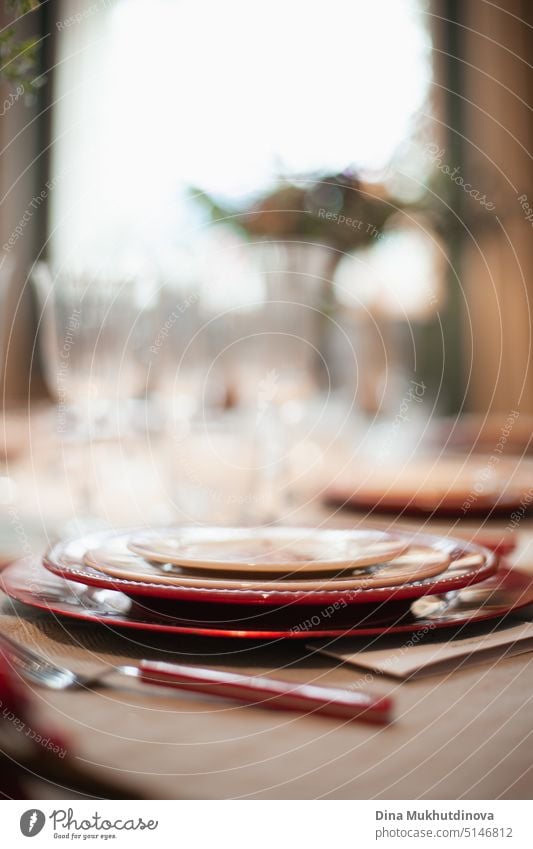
[{"xmin": 2, "ymin": 799, "xmax": 530, "ymax": 849}]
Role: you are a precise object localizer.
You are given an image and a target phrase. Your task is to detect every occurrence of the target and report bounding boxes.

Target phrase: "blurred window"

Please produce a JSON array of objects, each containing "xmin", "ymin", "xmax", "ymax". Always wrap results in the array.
[{"xmin": 49, "ymin": 0, "xmax": 431, "ymax": 269}]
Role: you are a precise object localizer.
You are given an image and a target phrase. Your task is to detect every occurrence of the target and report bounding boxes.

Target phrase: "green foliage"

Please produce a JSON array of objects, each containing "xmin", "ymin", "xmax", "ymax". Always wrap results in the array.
[
  {"xmin": 1, "ymin": 1, "xmax": 41, "ymax": 88},
  {"xmin": 5, "ymin": 0, "xmax": 40, "ymax": 10}
]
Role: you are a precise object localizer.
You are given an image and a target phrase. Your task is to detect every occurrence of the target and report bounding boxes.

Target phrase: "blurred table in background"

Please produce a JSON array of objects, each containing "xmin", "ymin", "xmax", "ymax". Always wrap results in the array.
[{"xmin": 0, "ymin": 404, "xmax": 532, "ymax": 799}]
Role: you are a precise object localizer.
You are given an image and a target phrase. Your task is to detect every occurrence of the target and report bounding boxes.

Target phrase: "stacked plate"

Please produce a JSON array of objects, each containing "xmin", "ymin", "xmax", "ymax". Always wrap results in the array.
[
  {"xmin": 326, "ymin": 455, "xmax": 533, "ymax": 518},
  {"xmin": 2, "ymin": 526, "xmax": 532, "ymax": 640}
]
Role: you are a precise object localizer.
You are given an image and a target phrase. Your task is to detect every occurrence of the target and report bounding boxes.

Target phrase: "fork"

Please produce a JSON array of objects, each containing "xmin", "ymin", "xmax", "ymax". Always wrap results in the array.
[{"xmin": 0, "ymin": 632, "xmax": 392, "ymax": 724}]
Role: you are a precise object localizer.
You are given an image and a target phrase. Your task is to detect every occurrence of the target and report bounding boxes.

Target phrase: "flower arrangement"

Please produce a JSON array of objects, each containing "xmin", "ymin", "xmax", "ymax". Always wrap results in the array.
[{"xmin": 191, "ymin": 171, "xmax": 417, "ymax": 254}]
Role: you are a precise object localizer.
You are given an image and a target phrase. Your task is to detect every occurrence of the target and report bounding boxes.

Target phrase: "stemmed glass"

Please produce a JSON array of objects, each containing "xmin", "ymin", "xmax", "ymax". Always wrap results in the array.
[
  {"xmin": 32, "ymin": 262, "xmax": 160, "ymax": 530},
  {"xmin": 217, "ymin": 240, "xmax": 335, "ymax": 521},
  {"xmin": 151, "ymin": 268, "xmax": 259, "ymax": 524},
  {"xmin": 150, "ymin": 239, "xmax": 337, "ymax": 525}
]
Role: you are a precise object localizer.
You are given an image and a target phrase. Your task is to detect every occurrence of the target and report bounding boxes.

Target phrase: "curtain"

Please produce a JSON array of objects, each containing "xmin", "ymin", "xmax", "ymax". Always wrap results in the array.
[
  {"xmin": 0, "ymin": 3, "xmax": 51, "ymax": 402},
  {"xmin": 432, "ymin": 0, "xmax": 533, "ymax": 414}
]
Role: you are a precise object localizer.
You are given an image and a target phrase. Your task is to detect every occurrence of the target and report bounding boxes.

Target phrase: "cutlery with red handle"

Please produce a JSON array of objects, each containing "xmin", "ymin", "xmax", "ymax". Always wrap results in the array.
[
  {"xmin": 132, "ymin": 660, "xmax": 393, "ymax": 724},
  {"xmin": 0, "ymin": 632, "xmax": 392, "ymax": 724}
]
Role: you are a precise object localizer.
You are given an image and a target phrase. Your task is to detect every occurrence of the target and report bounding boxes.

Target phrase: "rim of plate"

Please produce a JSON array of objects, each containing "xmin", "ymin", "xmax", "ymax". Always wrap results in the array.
[
  {"xmin": 42, "ymin": 527, "xmax": 497, "ymax": 606},
  {"xmin": 2, "ymin": 557, "xmax": 527, "ymax": 640},
  {"xmin": 126, "ymin": 526, "xmax": 410, "ymax": 573}
]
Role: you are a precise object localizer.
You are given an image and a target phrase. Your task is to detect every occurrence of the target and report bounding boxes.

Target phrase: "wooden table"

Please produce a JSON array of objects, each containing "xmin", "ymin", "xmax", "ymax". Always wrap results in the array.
[{"xmin": 1, "ymin": 521, "xmax": 532, "ymax": 800}]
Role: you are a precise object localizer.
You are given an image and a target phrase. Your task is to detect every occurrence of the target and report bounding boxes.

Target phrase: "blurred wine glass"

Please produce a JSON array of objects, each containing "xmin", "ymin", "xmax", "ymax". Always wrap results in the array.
[
  {"xmin": 32, "ymin": 262, "xmax": 160, "ymax": 528},
  {"xmin": 152, "ymin": 282, "xmax": 226, "ymax": 429},
  {"xmin": 149, "ymin": 238, "xmax": 341, "ymax": 524},
  {"xmin": 166, "ymin": 411, "xmax": 260, "ymax": 525},
  {"xmin": 217, "ymin": 240, "xmax": 334, "ymax": 520}
]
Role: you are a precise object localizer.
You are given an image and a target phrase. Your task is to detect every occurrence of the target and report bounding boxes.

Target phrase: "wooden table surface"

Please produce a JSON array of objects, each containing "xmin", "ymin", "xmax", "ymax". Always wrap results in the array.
[{"xmin": 1, "ymin": 518, "xmax": 532, "ymax": 800}]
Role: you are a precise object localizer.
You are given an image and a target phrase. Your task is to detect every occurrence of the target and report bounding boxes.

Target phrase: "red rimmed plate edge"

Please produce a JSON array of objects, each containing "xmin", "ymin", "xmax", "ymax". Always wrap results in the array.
[
  {"xmin": 324, "ymin": 488, "xmax": 529, "ymax": 519},
  {"xmin": 1, "ymin": 560, "xmax": 531, "ymax": 639},
  {"xmin": 41, "ymin": 535, "xmax": 498, "ymax": 606}
]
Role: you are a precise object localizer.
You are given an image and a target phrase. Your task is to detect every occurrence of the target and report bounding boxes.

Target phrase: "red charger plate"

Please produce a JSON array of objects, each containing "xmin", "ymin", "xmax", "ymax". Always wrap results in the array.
[
  {"xmin": 325, "ymin": 488, "xmax": 528, "ymax": 519},
  {"xmin": 2, "ymin": 557, "xmax": 531, "ymax": 640}
]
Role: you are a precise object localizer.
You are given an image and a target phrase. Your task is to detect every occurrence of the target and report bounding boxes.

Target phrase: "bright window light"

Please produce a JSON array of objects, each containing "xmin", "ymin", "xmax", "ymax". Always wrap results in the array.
[{"xmin": 50, "ymin": 0, "xmax": 431, "ymax": 269}]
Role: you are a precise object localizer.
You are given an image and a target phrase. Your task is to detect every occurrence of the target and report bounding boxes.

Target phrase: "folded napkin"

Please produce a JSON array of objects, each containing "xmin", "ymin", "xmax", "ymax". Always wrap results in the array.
[{"xmin": 310, "ymin": 621, "xmax": 533, "ymax": 681}]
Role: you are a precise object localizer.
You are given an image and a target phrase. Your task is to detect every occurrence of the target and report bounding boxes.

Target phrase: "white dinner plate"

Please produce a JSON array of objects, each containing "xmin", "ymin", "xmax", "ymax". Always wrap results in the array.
[
  {"xmin": 85, "ymin": 540, "xmax": 453, "ymax": 591},
  {"xmin": 127, "ymin": 526, "xmax": 410, "ymax": 575}
]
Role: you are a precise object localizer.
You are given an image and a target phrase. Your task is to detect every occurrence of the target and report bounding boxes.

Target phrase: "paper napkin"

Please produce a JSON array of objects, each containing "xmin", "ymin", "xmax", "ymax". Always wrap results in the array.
[{"xmin": 310, "ymin": 621, "xmax": 533, "ymax": 680}]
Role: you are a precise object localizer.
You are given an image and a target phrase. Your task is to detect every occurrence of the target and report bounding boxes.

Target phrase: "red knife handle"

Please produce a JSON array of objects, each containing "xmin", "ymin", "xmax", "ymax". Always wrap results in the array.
[{"xmin": 137, "ymin": 660, "xmax": 393, "ymax": 724}]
